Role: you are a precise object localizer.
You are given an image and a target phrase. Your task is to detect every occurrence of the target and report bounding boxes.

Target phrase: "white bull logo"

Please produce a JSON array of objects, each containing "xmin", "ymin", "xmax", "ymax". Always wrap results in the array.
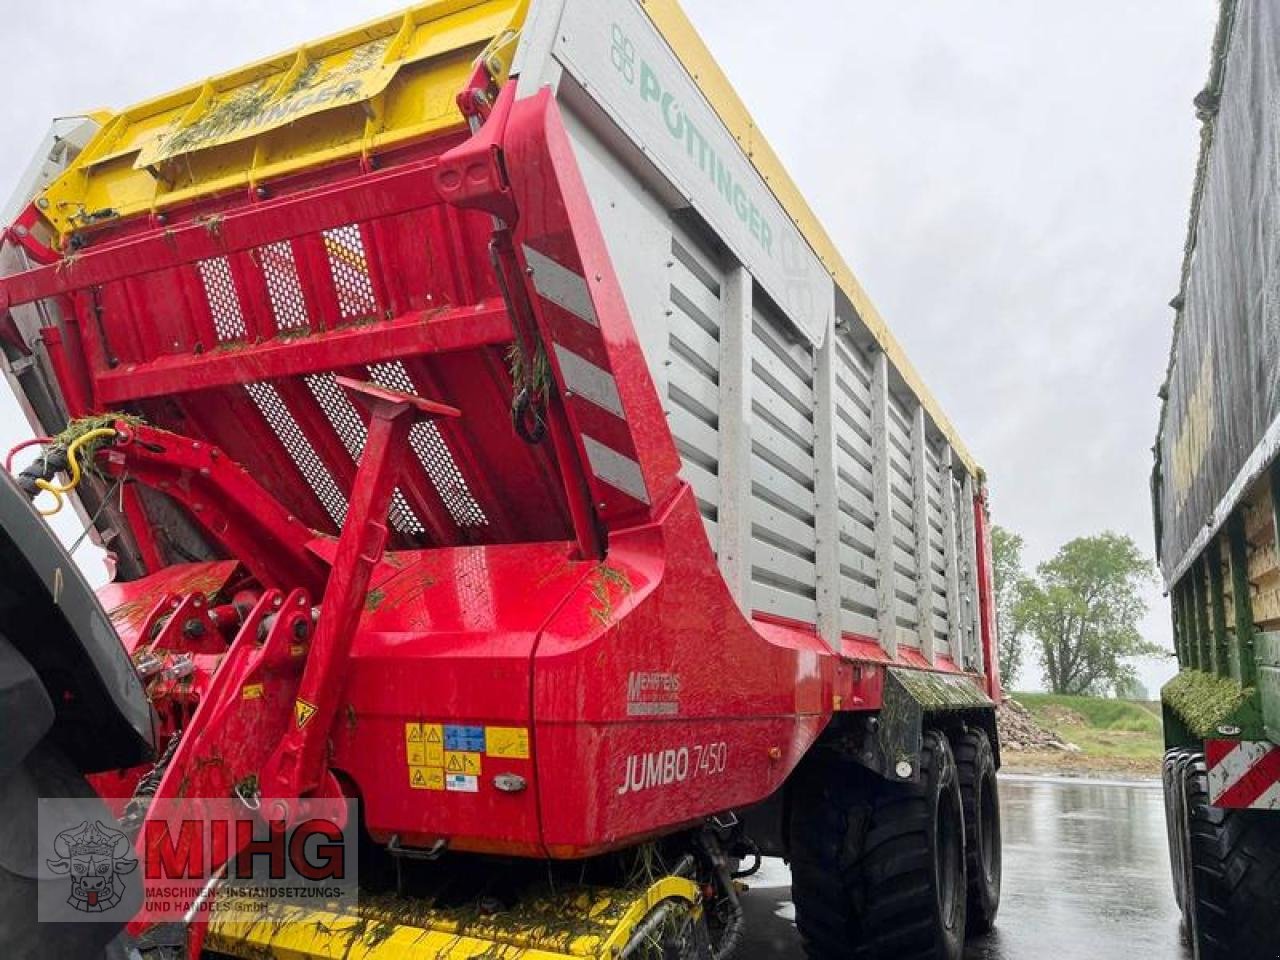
[{"xmin": 46, "ymin": 820, "xmax": 137, "ymax": 912}]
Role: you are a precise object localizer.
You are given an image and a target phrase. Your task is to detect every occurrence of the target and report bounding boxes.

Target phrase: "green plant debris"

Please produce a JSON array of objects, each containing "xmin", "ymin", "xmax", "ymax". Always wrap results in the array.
[
  {"xmin": 588, "ymin": 564, "xmax": 632, "ymax": 626},
  {"xmin": 148, "ymin": 613, "xmax": 173, "ymax": 641},
  {"xmin": 507, "ymin": 342, "xmax": 551, "ymax": 399},
  {"xmin": 205, "ymin": 872, "xmax": 692, "ymax": 959},
  {"xmin": 195, "ymin": 212, "xmax": 225, "ymax": 238},
  {"xmin": 109, "ymin": 597, "xmax": 153, "ymax": 633},
  {"xmin": 55, "ymin": 251, "xmax": 81, "ymax": 276},
  {"xmin": 163, "ymin": 84, "xmax": 274, "ymax": 157},
  {"xmin": 893, "ymin": 668, "xmax": 993, "ymax": 710},
  {"xmin": 52, "ymin": 412, "xmax": 145, "ymax": 478},
  {"xmin": 1162, "ymin": 669, "xmax": 1253, "ymax": 739},
  {"xmin": 175, "ymin": 751, "xmax": 226, "ymax": 799},
  {"xmin": 283, "ymin": 61, "xmax": 321, "ymax": 98},
  {"xmin": 364, "ymin": 587, "xmax": 386, "ymax": 613},
  {"xmin": 232, "ymin": 773, "xmax": 259, "ymax": 800},
  {"xmin": 371, "ymin": 569, "xmax": 438, "ymax": 613},
  {"xmin": 344, "ymin": 703, "xmax": 358, "ymax": 733}
]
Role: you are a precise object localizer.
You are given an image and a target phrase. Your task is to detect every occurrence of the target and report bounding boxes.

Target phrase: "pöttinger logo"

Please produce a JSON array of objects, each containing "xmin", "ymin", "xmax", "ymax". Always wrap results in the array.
[{"xmin": 610, "ymin": 23, "xmax": 636, "ymax": 85}]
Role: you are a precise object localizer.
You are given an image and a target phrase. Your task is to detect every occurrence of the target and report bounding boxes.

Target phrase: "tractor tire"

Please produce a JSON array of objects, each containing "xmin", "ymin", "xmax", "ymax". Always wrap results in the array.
[
  {"xmin": 1161, "ymin": 750, "xmax": 1191, "ymax": 923},
  {"xmin": 790, "ymin": 729, "xmax": 967, "ymax": 960},
  {"xmin": 953, "ymin": 727, "xmax": 1000, "ymax": 935},
  {"xmin": 1182, "ymin": 755, "xmax": 1280, "ymax": 960},
  {"xmin": 0, "ymin": 739, "xmax": 131, "ymax": 960}
]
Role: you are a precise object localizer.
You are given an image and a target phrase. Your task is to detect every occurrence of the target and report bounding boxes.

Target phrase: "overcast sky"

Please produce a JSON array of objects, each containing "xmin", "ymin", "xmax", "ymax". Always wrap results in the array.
[{"xmin": 0, "ymin": 2, "xmax": 1217, "ymax": 692}]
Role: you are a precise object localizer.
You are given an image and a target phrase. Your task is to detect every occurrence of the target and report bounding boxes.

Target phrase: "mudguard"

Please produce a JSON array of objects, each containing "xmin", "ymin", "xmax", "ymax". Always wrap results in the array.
[
  {"xmin": 865, "ymin": 669, "xmax": 998, "ymax": 783},
  {"xmin": 0, "ymin": 473, "xmax": 153, "ymax": 772}
]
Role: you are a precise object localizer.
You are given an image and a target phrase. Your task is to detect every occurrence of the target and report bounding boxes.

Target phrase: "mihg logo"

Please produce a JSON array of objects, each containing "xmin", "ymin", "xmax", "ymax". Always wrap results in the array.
[{"xmin": 46, "ymin": 820, "xmax": 137, "ymax": 913}]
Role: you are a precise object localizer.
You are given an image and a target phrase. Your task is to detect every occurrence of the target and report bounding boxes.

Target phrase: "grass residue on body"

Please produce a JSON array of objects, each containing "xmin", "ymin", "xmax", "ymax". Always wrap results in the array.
[
  {"xmin": 588, "ymin": 564, "xmax": 632, "ymax": 626},
  {"xmin": 53, "ymin": 412, "xmax": 144, "ymax": 474},
  {"xmin": 1161, "ymin": 670, "xmax": 1252, "ymax": 739}
]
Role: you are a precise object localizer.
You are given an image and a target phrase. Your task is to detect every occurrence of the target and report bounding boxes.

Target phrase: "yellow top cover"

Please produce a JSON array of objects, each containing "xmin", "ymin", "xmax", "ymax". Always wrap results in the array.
[{"xmin": 36, "ymin": 0, "xmax": 525, "ymax": 238}]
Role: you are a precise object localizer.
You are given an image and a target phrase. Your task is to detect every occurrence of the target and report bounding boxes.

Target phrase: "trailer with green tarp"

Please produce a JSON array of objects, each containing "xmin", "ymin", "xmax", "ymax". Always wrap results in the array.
[{"xmin": 1152, "ymin": 2, "xmax": 1280, "ymax": 956}]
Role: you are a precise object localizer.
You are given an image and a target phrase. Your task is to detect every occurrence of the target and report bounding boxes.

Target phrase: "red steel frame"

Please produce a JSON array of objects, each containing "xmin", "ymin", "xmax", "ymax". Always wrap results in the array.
[{"xmin": 1, "ymin": 83, "xmax": 997, "ymax": 867}]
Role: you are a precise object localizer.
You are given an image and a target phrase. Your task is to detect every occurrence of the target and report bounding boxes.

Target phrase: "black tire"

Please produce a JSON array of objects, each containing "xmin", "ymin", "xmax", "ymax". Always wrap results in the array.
[
  {"xmin": 790, "ymin": 729, "xmax": 967, "ymax": 960},
  {"xmin": 1161, "ymin": 750, "xmax": 1190, "ymax": 918},
  {"xmin": 1182, "ymin": 755, "xmax": 1280, "ymax": 960},
  {"xmin": 954, "ymin": 727, "xmax": 1000, "ymax": 935},
  {"xmin": 0, "ymin": 739, "xmax": 133, "ymax": 960}
]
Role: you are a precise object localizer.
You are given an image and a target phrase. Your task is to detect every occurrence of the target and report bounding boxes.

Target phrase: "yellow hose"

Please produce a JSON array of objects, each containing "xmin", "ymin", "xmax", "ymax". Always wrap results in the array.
[{"xmin": 34, "ymin": 427, "xmax": 118, "ymax": 516}]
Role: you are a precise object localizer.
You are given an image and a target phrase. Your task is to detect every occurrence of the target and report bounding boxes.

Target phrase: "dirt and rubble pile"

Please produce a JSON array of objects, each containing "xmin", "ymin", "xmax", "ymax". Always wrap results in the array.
[{"xmin": 998, "ymin": 697, "xmax": 1080, "ymax": 753}]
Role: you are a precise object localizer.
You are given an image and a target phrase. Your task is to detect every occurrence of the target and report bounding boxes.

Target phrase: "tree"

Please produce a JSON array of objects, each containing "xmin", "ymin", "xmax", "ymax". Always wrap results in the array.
[
  {"xmin": 1012, "ymin": 532, "xmax": 1161, "ymax": 696},
  {"xmin": 990, "ymin": 525, "xmax": 1026, "ymax": 686}
]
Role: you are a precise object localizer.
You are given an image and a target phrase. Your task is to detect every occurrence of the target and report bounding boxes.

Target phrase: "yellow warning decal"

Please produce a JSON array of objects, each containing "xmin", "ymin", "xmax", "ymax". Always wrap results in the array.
[
  {"xmin": 485, "ymin": 726, "xmax": 530, "ymax": 759},
  {"xmin": 409, "ymin": 766, "xmax": 444, "ymax": 791},
  {"xmin": 294, "ymin": 698, "xmax": 318, "ymax": 729},
  {"xmin": 425, "ymin": 739, "xmax": 444, "ymax": 766},
  {"xmin": 402, "ymin": 721, "xmax": 530, "ymax": 791},
  {"xmin": 241, "ymin": 683, "xmax": 264, "ymax": 701},
  {"xmin": 444, "ymin": 751, "xmax": 482, "ymax": 776},
  {"xmin": 423, "ymin": 724, "xmax": 444, "ymax": 748}
]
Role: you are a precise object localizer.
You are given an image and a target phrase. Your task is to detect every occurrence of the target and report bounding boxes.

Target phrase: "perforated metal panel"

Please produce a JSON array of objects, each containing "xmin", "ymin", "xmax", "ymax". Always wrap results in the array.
[
  {"xmin": 244, "ymin": 381, "xmax": 347, "ymax": 526},
  {"xmin": 366, "ymin": 361, "xmax": 488, "ymax": 529},
  {"xmin": 259, "ymin": 241, "xmax": 309, "ymax": 332},
  {"xmin": 323, "ymin": 224, "xmax": 377, "ymax": 321},
  {"xmin": 302, "ymin": 372, "xmax": 424, "ymax": 536},
  {"xmin": 197, "ymin": 256, "xmax": 248, "ymax": 342}
]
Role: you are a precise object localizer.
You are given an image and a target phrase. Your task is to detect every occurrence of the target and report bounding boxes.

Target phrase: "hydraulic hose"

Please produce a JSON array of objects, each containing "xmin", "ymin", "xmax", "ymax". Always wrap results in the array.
[{"xmin": 12, "ymin": 427, "xmax": 117, "ymax": 515}]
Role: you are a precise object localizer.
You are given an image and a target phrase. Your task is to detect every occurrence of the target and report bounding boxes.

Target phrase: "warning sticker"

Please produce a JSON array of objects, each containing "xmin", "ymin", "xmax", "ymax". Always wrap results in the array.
[
  {"xmin": 403, "ymin": 721, "xmax": 530, "ymax": 793},
  {"xmin": 485, "ymin": 726, "xmax": 530, "ymax": 759},
  {"xmin": 445, "ymin": 751, "xmax": 482, "ymax": 776},
  {"xmin": 241, "ymin": 683, "xmax": 264, "ymax": 701},
  {"xmin": 294, "ymin": 698, "xmax": 318, "ymax": 729},
  {"xmin": 423, "ymin": 725, "xmax": 444, "ymax": 766},
  {"xmin": 445, "ymin": 774, "xmax": 479, "ymax": 793},
  {"xmin": 409, "ymin": 766, "xmax": 444, "ymax": 791}
]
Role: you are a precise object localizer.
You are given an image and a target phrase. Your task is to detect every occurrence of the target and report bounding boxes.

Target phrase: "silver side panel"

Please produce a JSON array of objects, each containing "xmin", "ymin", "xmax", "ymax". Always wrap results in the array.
[
  {"xmin": 534, "ymin": 0, "xmax": 831, "ymax": 345},
  {"xmin": 514, "ymin": 0, "xmax": 984, "ymax": 671},
  {"xmin": 749, "ymin": 297, "xmax": 817, "ymax": 624}
]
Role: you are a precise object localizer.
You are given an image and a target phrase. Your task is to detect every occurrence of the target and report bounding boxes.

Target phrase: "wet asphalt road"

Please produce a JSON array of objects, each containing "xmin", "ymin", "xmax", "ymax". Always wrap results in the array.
[{"xmin": 738, "ymin": 775, "xmax": 1190, "ymax": 959}]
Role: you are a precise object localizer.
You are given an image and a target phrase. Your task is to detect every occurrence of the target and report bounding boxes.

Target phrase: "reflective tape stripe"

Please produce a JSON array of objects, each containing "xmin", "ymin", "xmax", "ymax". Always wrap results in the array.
[
  {"xmin": 1208, "ymin": 741, "xmax": 1271, "ymax": 803},
  {"xmin": 582, "ymin": 435, "xmax": 649, "ymax": 504},
  {"xmin": 1250, "ymin": 780, "xmax": 1280, "ymax": 809},
  {"xmin": 522, "ymin": 244, "xmax": 597, "ymax": 327},
  {"xmin": 554, "ymin": 343, "xmax": 623, "ymax": 418}
]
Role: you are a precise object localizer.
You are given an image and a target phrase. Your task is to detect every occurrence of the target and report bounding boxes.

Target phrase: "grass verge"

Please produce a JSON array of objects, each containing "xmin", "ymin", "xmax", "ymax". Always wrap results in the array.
[{"xmin": 1006, "ymin": 692, "xmax": 1164, "ymax": 777}]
